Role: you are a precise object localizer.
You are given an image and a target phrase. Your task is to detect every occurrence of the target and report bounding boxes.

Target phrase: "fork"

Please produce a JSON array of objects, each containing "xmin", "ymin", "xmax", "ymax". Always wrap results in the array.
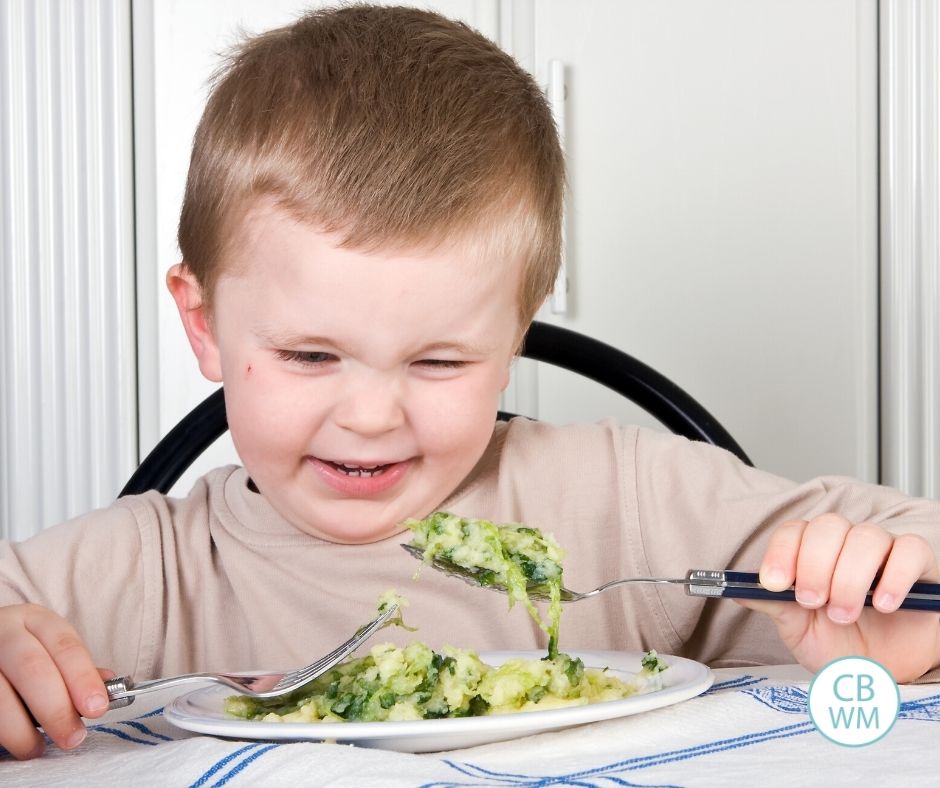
[
  {"xmin": 402, "ymin": 545, "xmax": 940, "ymax": 612},
  {"xmin": 102, "ymin": 603, "xmax": 399, "ymax": 709}
]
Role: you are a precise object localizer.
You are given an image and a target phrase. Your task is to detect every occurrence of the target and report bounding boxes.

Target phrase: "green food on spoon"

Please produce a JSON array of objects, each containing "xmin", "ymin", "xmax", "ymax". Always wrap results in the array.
[{"xmin": 404, "ymin": 512, "xmax": 565, "ymax": 659}]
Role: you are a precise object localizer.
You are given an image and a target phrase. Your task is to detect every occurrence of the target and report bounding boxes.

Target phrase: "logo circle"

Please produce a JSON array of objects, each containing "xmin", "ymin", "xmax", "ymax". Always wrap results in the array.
[{"xmin": 807, "ymin": 656, "xmax": 900, "ymax": 746}]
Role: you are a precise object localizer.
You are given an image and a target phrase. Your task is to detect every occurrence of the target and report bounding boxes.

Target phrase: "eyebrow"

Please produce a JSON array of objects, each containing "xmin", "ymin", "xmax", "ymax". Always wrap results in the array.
[
  {"xmin": 256, "ymin": 329, "xmax": 337, "ymax": 348},
  {"xmin": 257, "ymin": 329, "xmax": 493, "ymax": 356},
  {"xmin": 414, "ymin": 340, "xmax": 494, "ymax": 356}
]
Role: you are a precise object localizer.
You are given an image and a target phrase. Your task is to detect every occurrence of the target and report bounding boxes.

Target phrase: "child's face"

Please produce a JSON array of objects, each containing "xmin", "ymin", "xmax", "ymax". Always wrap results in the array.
[{"xmin": 169, "ymin": 204, "xmax": 522, "ymax": 544}]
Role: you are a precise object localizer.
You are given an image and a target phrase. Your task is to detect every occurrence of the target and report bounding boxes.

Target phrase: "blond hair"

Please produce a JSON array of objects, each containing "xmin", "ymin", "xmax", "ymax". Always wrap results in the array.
[{"xmin": 177, "ymin": 4, "xmax": 564, "ymax": 326}]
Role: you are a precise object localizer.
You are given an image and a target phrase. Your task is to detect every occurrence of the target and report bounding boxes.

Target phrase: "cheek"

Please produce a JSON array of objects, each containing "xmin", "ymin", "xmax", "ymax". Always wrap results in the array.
[
  {"xmin": 414, "ymin": 375, "xmax": 502, "ymax": 455},
  {"xmin": 226, "ymin": 391, "xmax": 274, "ymax": 464},
  {"xmin": 224, "ymin": 372, "xmax": 307, "ymax": 462}
]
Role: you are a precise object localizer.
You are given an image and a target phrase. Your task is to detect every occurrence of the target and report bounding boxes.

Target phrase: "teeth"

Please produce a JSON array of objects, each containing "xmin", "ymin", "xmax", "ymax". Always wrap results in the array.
[{"xmin": 333, "ymin": 462, "xmax": 388, "ymax": 478}]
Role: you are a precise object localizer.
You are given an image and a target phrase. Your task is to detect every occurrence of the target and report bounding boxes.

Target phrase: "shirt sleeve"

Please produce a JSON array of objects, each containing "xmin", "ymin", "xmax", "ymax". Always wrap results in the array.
[
  {"xmin": 0, "ymin": 496, "xmax": 162, "ymax": 678},
  {"xmin": 632, "ymin": 428, "xmax": 940, "ymax": 671}
]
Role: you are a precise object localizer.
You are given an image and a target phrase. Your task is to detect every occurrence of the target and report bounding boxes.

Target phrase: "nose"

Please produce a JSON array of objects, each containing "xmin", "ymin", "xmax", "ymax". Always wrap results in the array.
[{"xmin": 332, "ymin": 373, "xmax": 405, "ymax": 436}]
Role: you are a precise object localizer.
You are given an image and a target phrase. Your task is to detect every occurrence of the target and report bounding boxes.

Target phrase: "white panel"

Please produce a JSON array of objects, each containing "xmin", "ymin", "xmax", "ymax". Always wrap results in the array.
[
  {"xmin": 0, "ymin": 0, "xmax": 137, "ymax": 538},
  {"xmin": 881, "ymin": 0, "xmax": 940, "ymax": 498},
  {"xmin": 132, "ymin": 0, "xmax": 161, "ymax": 464}
]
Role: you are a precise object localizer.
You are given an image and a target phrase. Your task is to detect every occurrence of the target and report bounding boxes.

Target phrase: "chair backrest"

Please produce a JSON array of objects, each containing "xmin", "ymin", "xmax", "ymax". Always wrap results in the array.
[{"xmin": 120, "ymin": 321, "xmax": 751, "ymax": 497}]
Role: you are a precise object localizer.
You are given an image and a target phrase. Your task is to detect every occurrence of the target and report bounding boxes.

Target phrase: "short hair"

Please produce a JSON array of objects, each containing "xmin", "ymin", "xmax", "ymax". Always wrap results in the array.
[{"xmin": 177, "ymin": 3, "xmax": 564, "ymax": 326}]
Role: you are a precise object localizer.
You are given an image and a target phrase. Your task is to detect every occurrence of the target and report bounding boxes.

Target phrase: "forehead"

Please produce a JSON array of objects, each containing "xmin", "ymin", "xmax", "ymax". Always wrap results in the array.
[
  {"xmin": 216, "ymin": 202, "xmax": 526, "ymax": 337},
  {"xmin": 223, "ymin": 198, "xmax": 527, "ymax": 294}
]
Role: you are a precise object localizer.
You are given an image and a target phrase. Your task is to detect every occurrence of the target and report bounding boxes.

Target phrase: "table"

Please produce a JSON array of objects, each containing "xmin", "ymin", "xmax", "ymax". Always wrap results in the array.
[{"xmin": 3, "ymin": 664, "xmax": 939, "ymax": 786}]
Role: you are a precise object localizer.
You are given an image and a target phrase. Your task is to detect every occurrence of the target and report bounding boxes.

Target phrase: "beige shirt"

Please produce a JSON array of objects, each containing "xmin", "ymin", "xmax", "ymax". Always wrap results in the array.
[{"xmin": 1, "ymin": 419, "xmax": 938, "ymax": 679}]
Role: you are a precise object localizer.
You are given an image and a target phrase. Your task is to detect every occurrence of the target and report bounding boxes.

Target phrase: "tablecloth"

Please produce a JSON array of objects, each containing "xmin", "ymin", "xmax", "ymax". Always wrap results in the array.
[{"xmin": 3, "ymin": 664, "xmax": 940, "ymax": 787}]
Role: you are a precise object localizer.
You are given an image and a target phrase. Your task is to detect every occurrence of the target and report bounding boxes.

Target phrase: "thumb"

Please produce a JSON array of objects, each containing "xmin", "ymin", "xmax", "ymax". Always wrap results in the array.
[
  {"xmin": 733, "ymin": 597, "xmax": 814, "ymax": 635},
  {"xmin": 732, "ymin": 597, "xmax": 815, "ymax": 655},
  {"xmin": 732, "ymin": 597, "xmax": 792, "ymax": 619}
]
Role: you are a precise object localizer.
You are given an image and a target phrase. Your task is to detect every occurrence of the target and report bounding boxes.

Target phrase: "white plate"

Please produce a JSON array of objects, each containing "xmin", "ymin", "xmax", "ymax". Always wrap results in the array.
[{"xmin": 164, "ymin": 650, "xmax": 713, "ymax": 753}]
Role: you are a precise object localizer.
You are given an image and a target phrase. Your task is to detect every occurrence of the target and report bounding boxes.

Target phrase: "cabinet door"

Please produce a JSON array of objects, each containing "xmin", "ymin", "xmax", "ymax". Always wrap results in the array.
[{"xmin": 520, "ymin": 0, "xmax": 878, "ymax": 482}]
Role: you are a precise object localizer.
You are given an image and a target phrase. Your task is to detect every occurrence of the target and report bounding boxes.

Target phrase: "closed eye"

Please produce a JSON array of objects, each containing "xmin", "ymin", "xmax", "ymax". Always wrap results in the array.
[
  {"xmin": 414, "ymin": 359, "xmax": 468, "ymax": 369},
  {"xmin": 275, "ymin": 349, "xmax": 336, "ymax": 366}
]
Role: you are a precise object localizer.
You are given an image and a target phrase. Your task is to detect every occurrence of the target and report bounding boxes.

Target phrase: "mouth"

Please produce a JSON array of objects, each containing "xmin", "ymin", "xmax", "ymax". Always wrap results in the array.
[{"xmin": 309, "ymin": 456, "xmax": 413, "ymax": 496}]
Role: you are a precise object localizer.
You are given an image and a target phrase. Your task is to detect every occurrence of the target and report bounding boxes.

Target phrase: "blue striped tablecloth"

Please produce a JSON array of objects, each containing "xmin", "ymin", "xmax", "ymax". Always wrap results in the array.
[{"xmin": 3, "ymin": 664, "xmax": 939, "ymax": 787}]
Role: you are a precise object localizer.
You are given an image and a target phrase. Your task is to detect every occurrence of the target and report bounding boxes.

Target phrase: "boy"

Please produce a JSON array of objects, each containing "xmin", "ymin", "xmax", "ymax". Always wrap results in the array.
[{"xmin": 1, "ymin": 4, "xmax": 938, "ymax": 761}]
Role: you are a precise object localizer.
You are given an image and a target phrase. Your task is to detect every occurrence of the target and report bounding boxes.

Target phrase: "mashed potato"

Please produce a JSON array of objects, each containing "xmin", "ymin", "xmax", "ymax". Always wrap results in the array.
[{"xmin": 224, "ymin": 642, "xmax": 667, "ymax": 723}]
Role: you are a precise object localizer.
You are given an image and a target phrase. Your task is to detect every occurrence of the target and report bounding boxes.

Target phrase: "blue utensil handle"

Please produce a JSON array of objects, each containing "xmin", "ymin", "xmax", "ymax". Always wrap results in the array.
[{"xmin": 721, "ymin": 571, "xmax": 940, "ymax": 612}]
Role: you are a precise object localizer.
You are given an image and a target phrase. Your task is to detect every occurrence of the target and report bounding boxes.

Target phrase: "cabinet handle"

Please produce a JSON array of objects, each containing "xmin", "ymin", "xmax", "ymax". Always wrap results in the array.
[{"xmin": 547, "ymin": 59, "xmax": 568, "ymax": 314}]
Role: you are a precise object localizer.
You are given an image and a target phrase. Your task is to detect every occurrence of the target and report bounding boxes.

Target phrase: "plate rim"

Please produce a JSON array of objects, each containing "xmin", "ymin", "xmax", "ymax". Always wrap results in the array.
[{"xmin": 163, "ymin": 649, "xmax": 713, "ymax": 744}]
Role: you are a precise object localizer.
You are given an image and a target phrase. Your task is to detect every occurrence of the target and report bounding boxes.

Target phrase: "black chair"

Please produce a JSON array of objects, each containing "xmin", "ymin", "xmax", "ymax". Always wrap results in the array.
[{"xmin": 120, "ymin": 322, "xmax": 751, "ymax": 496}]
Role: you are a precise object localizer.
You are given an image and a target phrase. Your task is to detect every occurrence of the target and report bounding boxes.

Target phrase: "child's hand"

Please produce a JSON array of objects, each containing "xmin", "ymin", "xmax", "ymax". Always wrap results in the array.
[
  {"xmin": 736, "ymin": 514, "xmax": 940, "ymax": 683},
  {"xmin": 0, "ymin": 604, "xmax": 111, "ymax": 760}
]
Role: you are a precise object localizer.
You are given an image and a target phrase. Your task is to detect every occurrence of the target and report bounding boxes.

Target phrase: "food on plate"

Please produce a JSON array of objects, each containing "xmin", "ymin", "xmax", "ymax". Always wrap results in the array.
[
  {"xmin": 224, "ymin": 640, "xmax": 669, "ymax": 723},
  {"xmin": 224, "ymin": 514, "xmax": 671, "ymax": 724},
  {"xmin": 405, "ymin": 512, "xmax": 565, "ymax": 657}
]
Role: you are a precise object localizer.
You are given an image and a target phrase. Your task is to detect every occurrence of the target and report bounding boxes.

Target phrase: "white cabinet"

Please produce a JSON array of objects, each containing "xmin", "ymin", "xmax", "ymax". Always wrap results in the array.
[
  {"xmin": 519, "ymin": 0, "xmax": 878, "ymax": 483},
  {"xmin": 140, "ymin": 0, "xmax": 879, "ymax": 496}
]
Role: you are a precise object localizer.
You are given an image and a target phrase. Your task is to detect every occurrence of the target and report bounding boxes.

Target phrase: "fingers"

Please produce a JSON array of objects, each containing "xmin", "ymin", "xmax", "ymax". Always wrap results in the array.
[
  {"xmin": 791, "ymin": 514, "xmax": 853, "ymax": 610},
  {"xmin": 825, "ymin": 523, "xmax": 891, "ymax": 623},
  {"xmin": 0, "ymin": 609, "xmax": 85, "ymax": 757},
  {"xmin": 0, "ymin": 670, "xmax": 45, "ymax": 760},
  {"xmin": 29, "ymin": 615, "xmax": 110, "ymax": 721},
  {"xmin": 759, "ymin": 519, "xmax": 806, "ymax": 590},
  {"xmin": 759, "ymin": 514, "xmax": 940, "ymax": 625},
  {"xmin": 0, "ymin": 604, "xmax": 107, "ymax": 759},
  {"xmin": 873, "ymin": 533, "xmax": 940, "ymax": 612}
]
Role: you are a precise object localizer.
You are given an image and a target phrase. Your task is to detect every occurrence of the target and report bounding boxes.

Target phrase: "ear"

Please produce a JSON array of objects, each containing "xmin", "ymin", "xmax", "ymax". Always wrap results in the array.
[{"xmin": 166, "ymin": 264, "xmax": 223, "ymax": 382}]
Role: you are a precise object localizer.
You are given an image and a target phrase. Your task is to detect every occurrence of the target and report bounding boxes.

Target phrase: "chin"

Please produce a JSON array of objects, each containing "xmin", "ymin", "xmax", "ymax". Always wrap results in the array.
[{"xmin": 308, "ymin": 515, "xmax": 408, "ymax": 545}]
